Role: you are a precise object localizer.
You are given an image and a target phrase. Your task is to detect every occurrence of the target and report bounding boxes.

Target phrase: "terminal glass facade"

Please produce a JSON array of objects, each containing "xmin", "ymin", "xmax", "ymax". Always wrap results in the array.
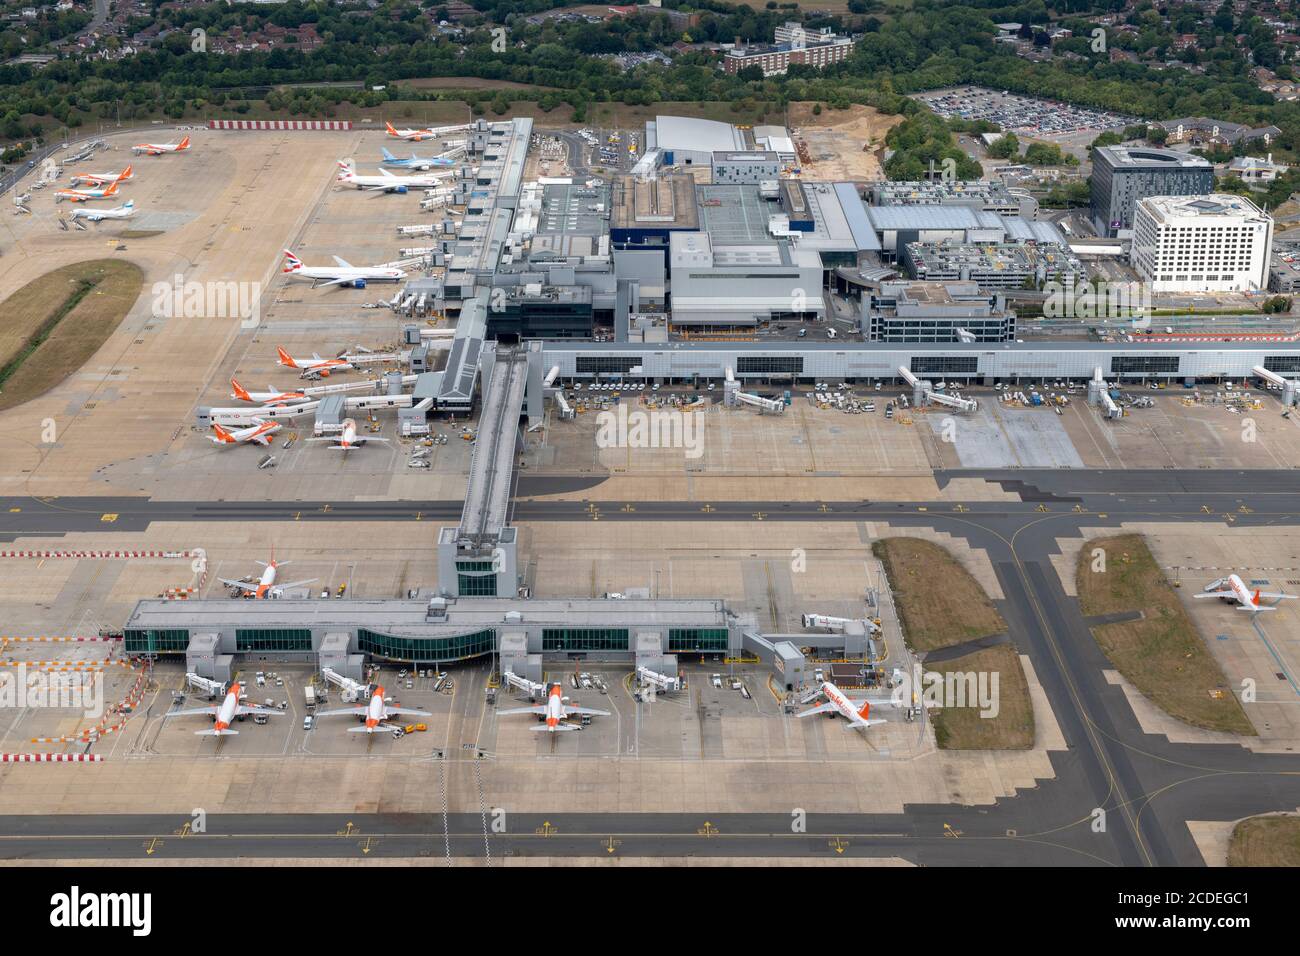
[
  {"xmin": 235, "ymin": 628, "xmax": 312, "ymax": 653},
  {"xmin": 358, "ymin": 628, "xmax": 496, "ymax": 662},
  {"xmin": 542, "ymin": 627, "xmax": 630, "ymax": 652},
  {"xmin": 1265, "ymin": 356, "xmax": 1300, "ymax": 374},
  {"xmin": 1112, "ymin": 356, "xmax": 1179, "ymax": 375},
  {"xmin": 911, "ymin": 356, "xmax": 978, "ymax": 376},
  {"xmin": 667, "ymin": 628, "xmax": 730, "ymax": 652},
  {"xmin": 124, "ymin": 628, "xmax": 190, "ymax": 654},
  {"xmin": 456, "ymin": 560, "xmax": 498, "ymax": 597}
]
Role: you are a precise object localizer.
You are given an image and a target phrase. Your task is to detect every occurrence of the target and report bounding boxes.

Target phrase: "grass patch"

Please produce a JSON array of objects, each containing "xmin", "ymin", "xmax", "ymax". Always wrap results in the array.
[
  {"xmin": 873, "ymin": 537, "xmax": 1006, "ymax": 652},
  {"xmin": 0, "ymin": 259, "xmax": 142, "ymax": 412},
  {"xmin": 1228, "ymin": 815, "xmax": 1300, "ymax": 866},
  {"xmin": 926, "ymin": 644, "xmax": 1034, "ymax": 750},
  {"xmin": 1076, "ymin": 533, "xmax": 1254, "ymax": 735}
]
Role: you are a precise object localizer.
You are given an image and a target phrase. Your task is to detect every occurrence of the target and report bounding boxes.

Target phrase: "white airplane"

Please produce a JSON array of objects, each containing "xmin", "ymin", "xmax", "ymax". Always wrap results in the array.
[
  {"xmin": 1195, "ymin": 574, "xmax": 1299, "ymax": 613},
  {"xmin": 380, "ymin": 146, "xmax": 461, "ymax": 170},
  {"xmin": 306, "ymin": 418, "xmax": 388, "ymax": 452},
  {"xmin": 132, "ymin": 134, "xmax": 190, "ymax": 156},
  {"xmin": 316, "ymin": 685, "xmax": 431, "ymax": 733},
  {"xmin": 163, "ymin": 681, "xmax": 282, "ymax": 736},
  {"xmin": 208, "ymin": 419, "xmax": 282, "ymax": 447},
  {"xmin": 336, "ymin": 161, "xmax": 453, "ymax": 193},
  {"xmin": 384, "ymin": 121, "xmax": 470, "ymax": 143},
  {"xmin": 230, "ymin": 378, "xmax": 309, "ymax": 406},
  {"xmin": 69, "ymin": 200, "xmax": 134, "ymax": 222},
  {"xmin": 276, "ymin": 346, "xmax": 356, "ymax": 379},
  {"xmin": 281, "ymin": 249, "xmax": 406, "ymax": 288},
  {"xmin": 498, "ymin": 683, "xmax": 610, "ymax": 733},
  {"xmin": 217, "ymin": 551, "xmax": 316, "ymax": 599},
  {"xmin": 68, "ymin": 165, "xmax": 134, "ymax": 187},
  {"xmin": 797, "ymin": 681, "xmax": 892, "ymax": 730},
  {"xmin": 54, "ymin": 178, "xmax": 125, "ymax": 203}
]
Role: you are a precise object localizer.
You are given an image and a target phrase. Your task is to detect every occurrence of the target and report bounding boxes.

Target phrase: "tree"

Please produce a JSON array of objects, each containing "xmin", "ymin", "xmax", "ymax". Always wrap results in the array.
[{"xmin": 986, "ymin": 132, "xmax": 1019, "ymax": 158}]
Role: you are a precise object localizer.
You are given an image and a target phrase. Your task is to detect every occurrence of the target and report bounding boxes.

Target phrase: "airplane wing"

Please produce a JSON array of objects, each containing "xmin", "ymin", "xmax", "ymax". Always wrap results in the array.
[
  {"xmin": 217, "ymin": 577, "xmax": 258, "ymax": 592},
  {"xmin": 250, "ymin": 433, "xmax": 274, "ymax": 446},
  {"xmin": 314, "ymin": 706, "xmax": 368, "ymax": 718},
  {"xmin": 385, "ymin": 706, "xmax": 432, "ymax": 717},
  {"xmin": 845, "ymin": 696, "xmax": 897, "ymax": 709},
  {"xmin": 1192, "ymin": 592, "xmax": 1227, "ymax": 599},
  {"xmin": 1257, "ymin": 593, "xmax": 1298, "ymax": 601},
  {"xmin": 562, "ymin": 705, "xmax": 611, "ymax": 717},
  {"xmin": 331, "ymin": 256, "xmax": 354, "ymax": 269},
  {"xmin": 795, "ymin": 702, "xmax": 837, "ymax": 718},
  {"xmin": 847, "ymin": 718, "xmax": 888, "ymax": 730},
  {"xmin": 379, "ymin": 168, "xmax": 397, "ymax": 178},
  {"xmin": 497, "ymin": 706, "xmax": 546, "ymax": 717},
  {"xmin": 312, "ymin": 276, "xmax": 358, "ymax": 287},
  {"xmin": 272, "ymin": 578, "xmax": 317, "ymax": 591},
  {"xmin": 163, "ymin": 706, "xmax": 218, "ymax": 718},
  {"xmin": 235, "ymin": 705, "xmax": 284, "ymax": 717},
  {"xmin": 1240, "ymin": 605, "xmax": 1277, "ymax": 612}
]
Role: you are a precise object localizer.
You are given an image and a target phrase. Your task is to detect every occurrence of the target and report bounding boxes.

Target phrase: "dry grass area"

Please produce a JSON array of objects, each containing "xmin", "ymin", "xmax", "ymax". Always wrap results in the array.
[
  {"xmin": 1076, "ymin": 533, "xmax": 1254, "ymax": 735},
  {"xmin": 787, "ymin": 103, "xmax": 903, "ymax": 181},
  {"xmin": 873, "ymin": 537, "xmax": 1006, "ymax": 652},
  {"xmin": 1228, "ymin": 815, "xmax": 1300, "ymax": 866},
  {"xmin": 0, "ymin": 259, "xmax": 142, "ymax": 412},
  {"xmin": 927, "ymin": 644, "xmax": 1034, "ymax": 750}
]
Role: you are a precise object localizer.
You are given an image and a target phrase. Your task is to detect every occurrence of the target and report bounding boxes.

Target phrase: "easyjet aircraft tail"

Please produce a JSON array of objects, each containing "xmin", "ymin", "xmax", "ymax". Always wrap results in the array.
[
  {"xmin": 118, "ymin": 164, "xmax": 133, "ymax": 181},
  {"xmin": 276, "ymin": 346, "xmax": 298, "ymax": 368},
  {"xmin": 178, "ymin": 136, "xmax": 191, "ymax": 150},
  {"xmin": 230, "ymin": 378, "xmax": 251, "ymax": 401},
  {"xmin": 212, "ymin": 423, "xmax": 234, "ymax": 443}
]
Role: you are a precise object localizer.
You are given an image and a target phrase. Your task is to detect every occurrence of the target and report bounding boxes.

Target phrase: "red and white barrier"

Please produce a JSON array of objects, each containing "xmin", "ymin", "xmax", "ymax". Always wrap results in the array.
[
  {"xmin": 208, "ymin": 119, "xmax": 352, "ymax": 131},
  {"xmin": 0, "ymin": 754, "xmax": 102, "ymax": 762},
  {"xmin": 1, "ymin": 636, "xmax": 122, "ymax": 643},
  {"xmin": 28, "ymin": 657, "xmax": 148, "ymax": 745},
  {"xmin": 0, "ymin": 550, "xmax": 197, "ymax": 559}
]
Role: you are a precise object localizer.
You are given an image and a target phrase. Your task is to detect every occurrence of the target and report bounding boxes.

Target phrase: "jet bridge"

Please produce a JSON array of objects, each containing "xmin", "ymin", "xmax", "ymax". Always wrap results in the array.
[
  {"xmin": 321, "ymin": 667, "xmax": 369, "ymax": 703},
  {"xmin": 1088, "ymin": 367, "xmax": 1122, "ymax": 419},
  {"xmin": 898, "ymin": 366, "xmax": 977, "ymax": 414},
  {"xmin": 438, "ymin": 345, "xmax": 529, "ymax": 597},
  {"xmin": 723, "ymin": 366, "xmax": 785, "ymax": 414},
  {"xmin": 1252, "ymin": 365, "xmax": 1298, "ymax": 406}
]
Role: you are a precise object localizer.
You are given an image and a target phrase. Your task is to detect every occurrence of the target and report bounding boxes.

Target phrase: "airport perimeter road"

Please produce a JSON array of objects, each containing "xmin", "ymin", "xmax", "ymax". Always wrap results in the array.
[{"xmin": 5, "ymin": 468, "xmax": 1300, "ymax": 864}]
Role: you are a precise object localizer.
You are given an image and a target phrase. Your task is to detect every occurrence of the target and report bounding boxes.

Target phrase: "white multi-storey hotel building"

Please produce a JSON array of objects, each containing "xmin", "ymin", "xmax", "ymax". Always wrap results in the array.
[{"xmin": 1130, "ymin": 194, "xmax": 1273, "ymax": 293}]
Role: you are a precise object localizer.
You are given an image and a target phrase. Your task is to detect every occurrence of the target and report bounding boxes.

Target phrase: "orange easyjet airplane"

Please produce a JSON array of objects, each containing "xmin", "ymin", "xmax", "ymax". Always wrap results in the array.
[
  {"xmin": 163, "ymin": 682, "xmax": 282, "ymax": 735},
  {"xmin": 276, "ymin": 346, "xmax": 355, "ymax": 379},
  {"xmin": 497, "ymin": 684, "xmax": 610, "ymax": 733},
  {"xmin": 133, "ymin": 135, "xmax": 190, "ymax": 156},
  {"xmin": 315, "ymin": 685, "xmax": 430, "ymax": 733},
  {"xmin": 217, "ymin": 550, "xmax": 315, "ymax": 599},
  {"xmin": 230, "ymin": 378, "xmax": 309, "ymax": 407},
  {"xmin": 208, "ymin": 420, "xmax": 281, "ymax": 447}
]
